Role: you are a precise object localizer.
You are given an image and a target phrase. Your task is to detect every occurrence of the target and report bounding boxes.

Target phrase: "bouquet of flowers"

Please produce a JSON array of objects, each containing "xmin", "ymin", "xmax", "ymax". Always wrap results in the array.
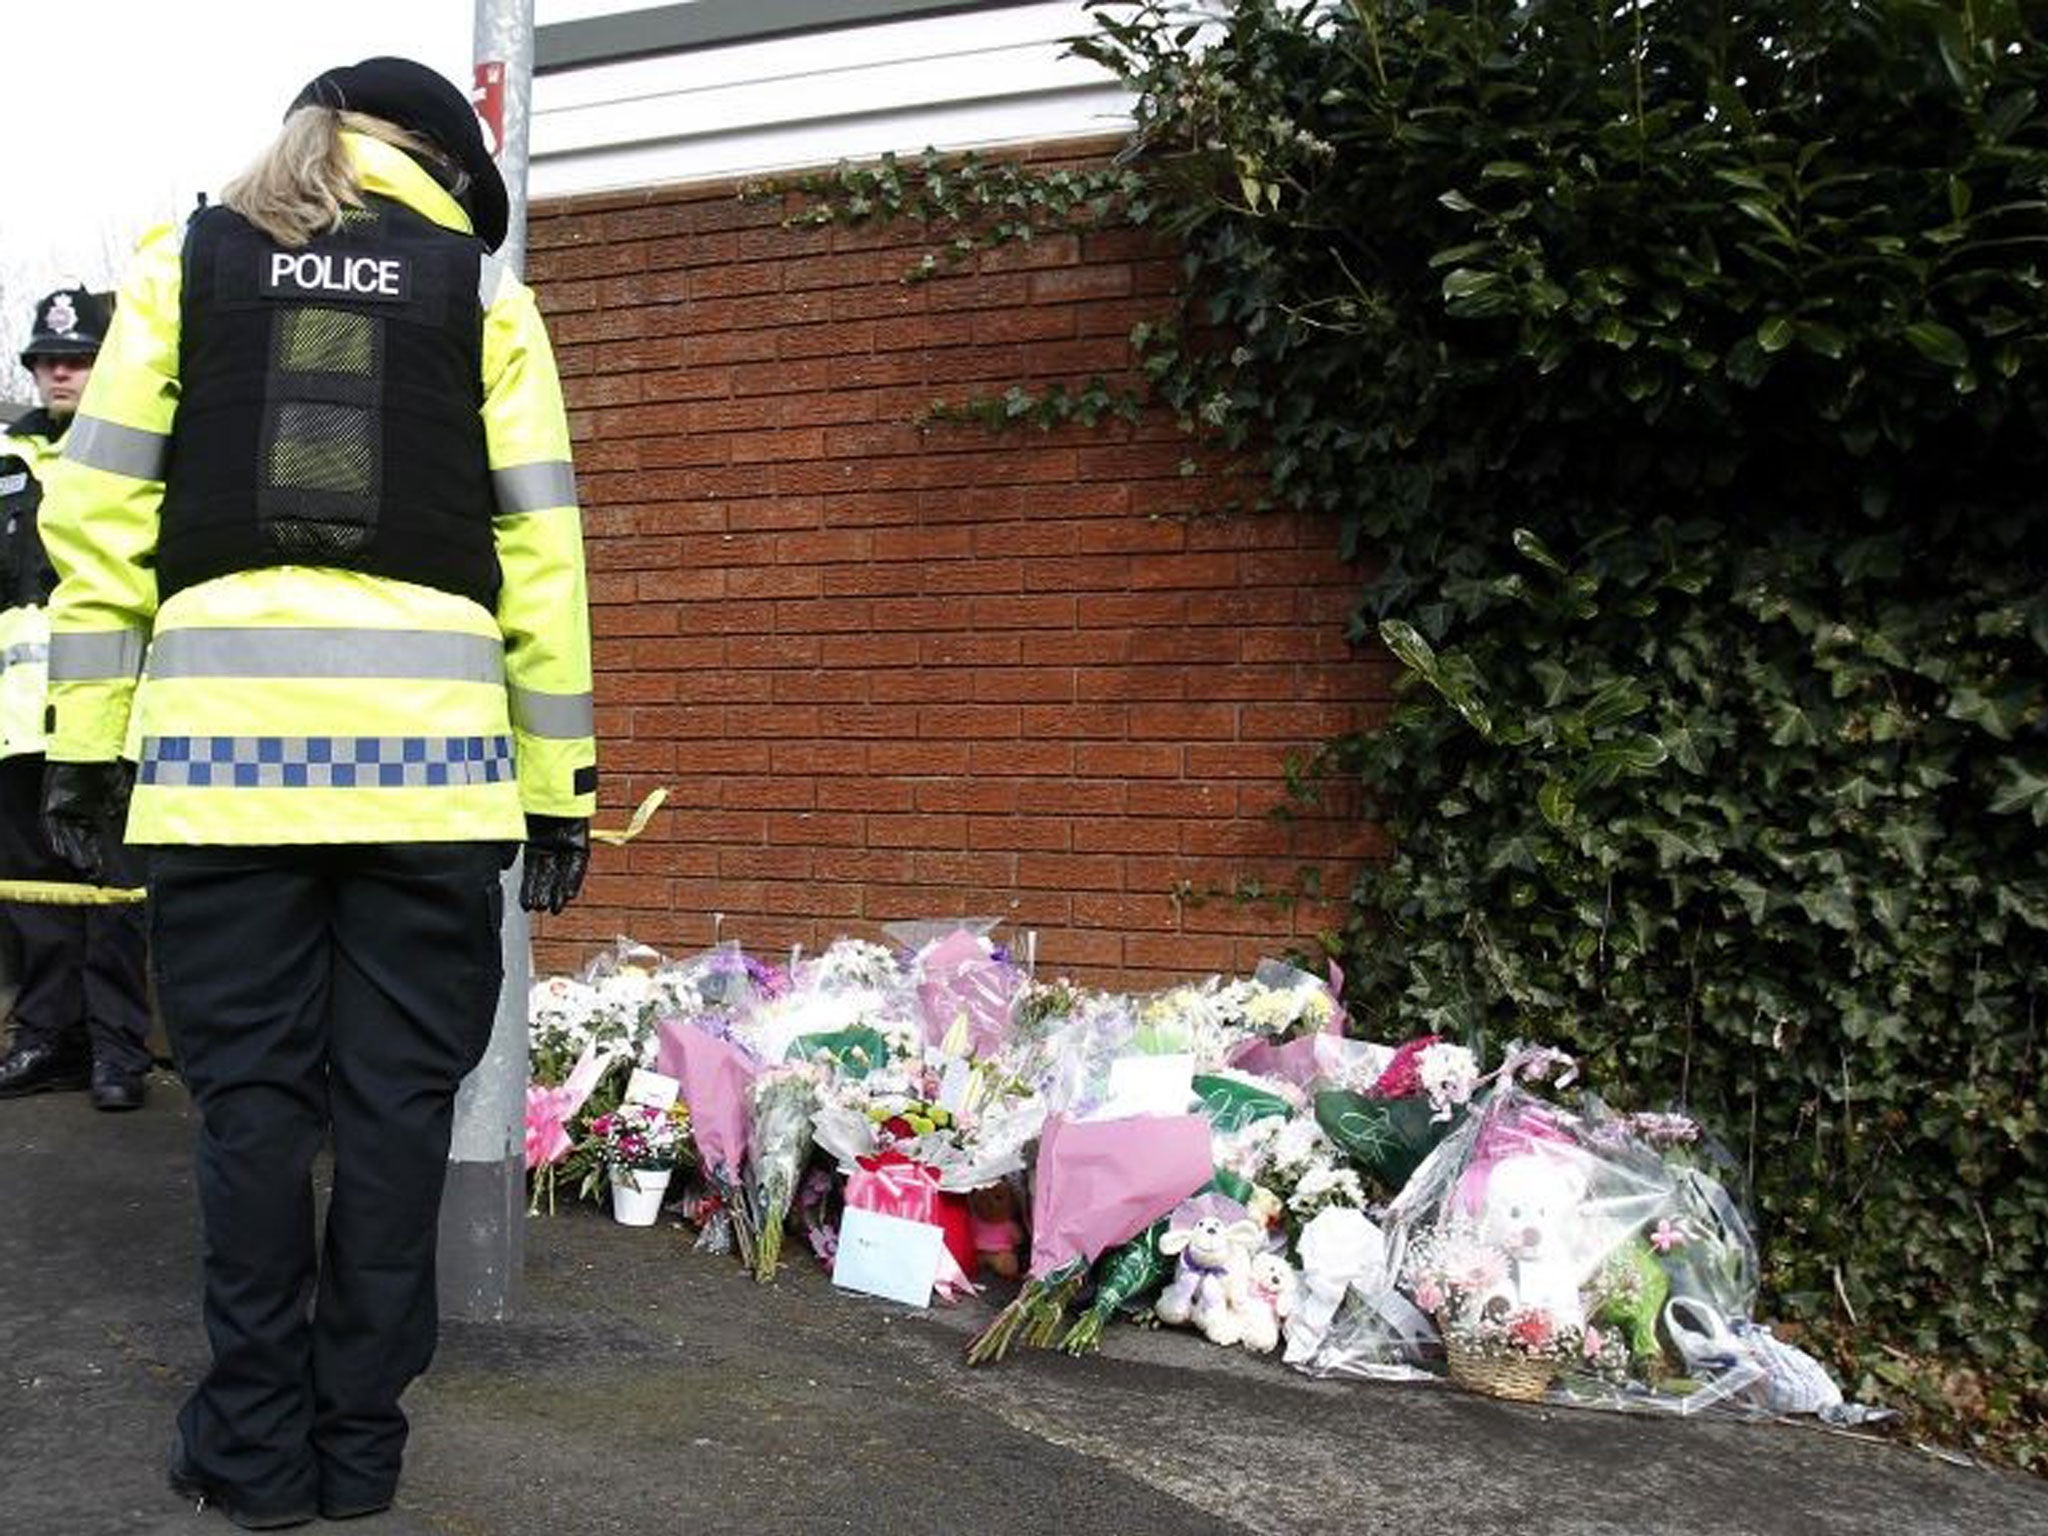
[
  {"xmin": 1213, "ymin": 1105, "xmax": 1368, "ymax": 1246},
  {"xmin": 806, "ymin": 936, "xmax": 902, "ymax": 993},
  {"xmin": 526, "ymin": 939, "xmax": 684, "ymax": 1212},
  {"xmin": 965, "ymin": 1110, "xmax": 1213, "ymax": 1364},
  {"xmin": 1314, "ymin": 1034, "xmax": 1481, "ymax": 1198},
  {"xmin": 525, "ymin": 1040, "xmax": 625, "ymax": 1213},
  {"xmin": 590, "ymin": 1098, "xmax": 692, "ymax": 1189},
  {"xmin": 530, "ymin": 938, "xmax": 673, "ymax": 1079},
  {"xmin": 747, "ymin": 1063, "xmax": 822, "ymax": 1282},
  {"xmin": 1225, "ymin": 960, "xmax": 1340, "ymax": 1044},
  {"xmin": 1216, "ymin": 960, "xmax": 1381, "ymax": 1088},
  {"xmin": 748, "ymin": 939, "xmax": 920, "ymax": 1066},
  {"xmin": 811, "ymin": 1048, "xmax": 1045, "ymax": 1192},
  {"xmin": 655, "ymin": 1017, "xmax": 762, "ymax": 1265},
  {"xmin": 1130, "ymin": 979, "xmax": 1237, "ymax": 1064},
  {"xmin": 901, "ymin": 924, "xmax": 1022, "ymax": 1058},
  {"xmin": 1401, "ymin": 1212, "xmax": 1584, "ymax": 1400}
]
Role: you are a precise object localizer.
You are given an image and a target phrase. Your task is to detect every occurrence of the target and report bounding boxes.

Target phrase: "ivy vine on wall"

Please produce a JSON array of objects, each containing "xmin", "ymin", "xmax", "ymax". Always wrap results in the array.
[{"xmin": 768, "ymin": 0, "xmax": 2048, "ymax": 1464}]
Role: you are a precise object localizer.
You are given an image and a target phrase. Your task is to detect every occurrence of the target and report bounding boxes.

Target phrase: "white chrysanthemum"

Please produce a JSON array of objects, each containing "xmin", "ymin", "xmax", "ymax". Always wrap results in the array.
[
  {"xmin": 1269, "ymin": 1114, "xmax": 1325, "ymax": 1173},
  {"xmin": 812, "ymin": 938, "xmax": 901, "ymax": 992},
  {"xmin": 1418, "ymin": 1043, "xmax": 1479, "ymax": 1118},
  {"xmin": 1288, "ymin": 1162, "xmax": 1365, "ymax": 1215}
]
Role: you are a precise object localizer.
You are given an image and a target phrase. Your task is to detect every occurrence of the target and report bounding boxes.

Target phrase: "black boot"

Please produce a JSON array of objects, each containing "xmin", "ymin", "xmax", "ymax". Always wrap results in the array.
[
  {"xmin": 90, "ymin": 1058, "xmax": 148, "ymax": 1112},
  {"xmin": 0, "ymin": 1038, "xmax": 91, "ymax": 1098},
  {"xmin": 169, "ymin": 1434, "xmax": 318, "ymax": 1531}
]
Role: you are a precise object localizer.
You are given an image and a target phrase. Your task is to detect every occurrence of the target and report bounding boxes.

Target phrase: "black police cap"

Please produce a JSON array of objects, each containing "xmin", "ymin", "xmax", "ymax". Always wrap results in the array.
[
  {"xmin": 289, "ymin": 56, "xmax": 509, "ymax": 252},
  {"xmin": 20, "ymin": 288, "xmax": 113, "ymax": 368}
]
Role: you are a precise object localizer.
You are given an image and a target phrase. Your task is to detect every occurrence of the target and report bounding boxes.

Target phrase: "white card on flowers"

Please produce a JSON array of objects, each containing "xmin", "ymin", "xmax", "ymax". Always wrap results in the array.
[{"xmin": 833, "ymin": 1207, "xmax": 945, "ymax": 1308}]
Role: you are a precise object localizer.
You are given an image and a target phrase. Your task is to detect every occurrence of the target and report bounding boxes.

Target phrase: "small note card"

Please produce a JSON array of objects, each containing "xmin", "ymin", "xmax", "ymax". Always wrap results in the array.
[
  {"xmin": 622, "ymin": 1068, "xmax": 681, "ymax": 1111},
  {"xmin": 833, "ymin": 1206, "xmax": 946, "ymax": 1309},
  {"xmin": 1102, "ymin": 1052, "xmax": 1195, "ymax": 1119}
]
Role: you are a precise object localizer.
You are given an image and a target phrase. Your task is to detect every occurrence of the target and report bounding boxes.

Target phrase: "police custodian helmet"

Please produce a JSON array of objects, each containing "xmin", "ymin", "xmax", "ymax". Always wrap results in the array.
[
  {"xmin": 20, "ymin": 287, "xmax": 114, "ymax": 368},
  {"xmin": 288, "ymin": 56, "xmax": 510, "ymax": 252}
]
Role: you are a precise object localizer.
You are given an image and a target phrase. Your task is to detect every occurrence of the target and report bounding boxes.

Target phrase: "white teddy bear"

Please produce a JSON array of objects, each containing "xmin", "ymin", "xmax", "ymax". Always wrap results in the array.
[
  {"xmin": 1235, "ymin": 1250, "xmax": 1300, "ymax": 1354},
  {"xmin": 1156, "ymin": 1208, "xmax": 1264, "ymax": 1348},
  {"xmin": 1473, "ymin": 1151, "xmax": 1590, "ymax": 1326}
]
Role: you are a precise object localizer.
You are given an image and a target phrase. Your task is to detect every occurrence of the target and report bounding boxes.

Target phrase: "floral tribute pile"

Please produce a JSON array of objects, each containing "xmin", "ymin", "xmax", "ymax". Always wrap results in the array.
[{"xmin": 524, "ymin": 926, "xmax": 1879, "ymax": 1422}]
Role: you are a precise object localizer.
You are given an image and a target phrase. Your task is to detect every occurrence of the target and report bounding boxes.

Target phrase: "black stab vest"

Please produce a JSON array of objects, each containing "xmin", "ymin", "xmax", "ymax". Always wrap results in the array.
[
  {"xmin": 0, "ymin": 418, "xmax": 56, "ymax": 611},
  {"xmin": 159, "ymin": 198, "xmax": 500, "ymax": 609}
]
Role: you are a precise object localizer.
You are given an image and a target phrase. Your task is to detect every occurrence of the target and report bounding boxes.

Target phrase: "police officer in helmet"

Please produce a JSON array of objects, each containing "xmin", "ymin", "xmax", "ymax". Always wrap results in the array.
[
  {"xmin": 40, "ymin": 57, "xmax": 596, "ymax": 1528},
  {"xmin": 0, "ymin": 287, "xmax": 153, "ymax": 1110}
]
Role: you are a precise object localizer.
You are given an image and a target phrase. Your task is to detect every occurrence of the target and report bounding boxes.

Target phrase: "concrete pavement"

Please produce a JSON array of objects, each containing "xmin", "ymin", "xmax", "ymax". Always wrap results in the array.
[{"xmin": 3, "ymin": 1073, "xmax": 2044, "ymax": 1536}]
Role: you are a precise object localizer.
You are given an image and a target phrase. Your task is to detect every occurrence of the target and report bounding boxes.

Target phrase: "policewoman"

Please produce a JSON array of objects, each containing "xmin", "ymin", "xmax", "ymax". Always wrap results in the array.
[
  {"xmin": 38, "ymin": 59, "xmax": 596, "ymax": 1529},
  {"xmin": 0, "ymin": 288, "xmax": 153, "ymax": 1110}
]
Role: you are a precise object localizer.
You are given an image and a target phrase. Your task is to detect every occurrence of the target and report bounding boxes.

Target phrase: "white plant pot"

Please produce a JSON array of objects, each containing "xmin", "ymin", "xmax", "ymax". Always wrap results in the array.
[{"xmin": 610, "ymin": 1166, "xmax": 672, "ymax": 1227}]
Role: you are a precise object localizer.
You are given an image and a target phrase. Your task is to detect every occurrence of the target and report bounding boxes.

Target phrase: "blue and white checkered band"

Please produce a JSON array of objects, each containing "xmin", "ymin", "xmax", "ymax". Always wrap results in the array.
[{"xmin": 139, "ymin": 734, "xmax": 515, "ymax": 789}]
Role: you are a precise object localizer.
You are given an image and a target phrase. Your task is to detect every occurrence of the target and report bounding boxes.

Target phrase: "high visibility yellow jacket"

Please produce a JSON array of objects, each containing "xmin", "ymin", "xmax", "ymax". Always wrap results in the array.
[
  {"xmin": 0, "ymin": 420, "xmax": 60, "ymax": 760},
  {"xmin": 41, "ymin": 133, "xmax": 596, "ymax": 845}
]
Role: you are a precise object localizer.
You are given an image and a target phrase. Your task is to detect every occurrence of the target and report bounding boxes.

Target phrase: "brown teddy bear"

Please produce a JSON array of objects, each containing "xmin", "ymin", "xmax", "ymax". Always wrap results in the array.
[{"xmin": 967, "ymin": 1181, "xmax": 1025, "ymax": 1281}]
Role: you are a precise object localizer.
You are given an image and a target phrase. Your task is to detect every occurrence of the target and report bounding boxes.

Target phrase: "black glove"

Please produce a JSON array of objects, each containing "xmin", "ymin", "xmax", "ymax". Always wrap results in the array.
[
  {"xmin": 519, "ymin": 814, "xmax": 590, "ymax": 915},
  {"xmin": 40, "ymin": 760, "xmax": 134, "ymax": 884}
]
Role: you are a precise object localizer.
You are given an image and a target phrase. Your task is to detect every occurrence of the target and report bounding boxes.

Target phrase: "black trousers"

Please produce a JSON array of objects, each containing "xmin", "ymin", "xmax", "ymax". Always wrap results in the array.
[
  {"xmin": 150, "ymin": 841, "xmax": 510, "ymax": 1518},
  {"xmin": 0, "ymin": 755, "xmax": 151, "ymax": 1072}
]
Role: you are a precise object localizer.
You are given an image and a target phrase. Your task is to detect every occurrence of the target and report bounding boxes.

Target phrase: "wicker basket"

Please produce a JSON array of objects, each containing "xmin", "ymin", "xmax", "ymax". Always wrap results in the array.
[{"xmin": 1445, "ymin": 1338, "xmax": 1557, "ymax": 1403}]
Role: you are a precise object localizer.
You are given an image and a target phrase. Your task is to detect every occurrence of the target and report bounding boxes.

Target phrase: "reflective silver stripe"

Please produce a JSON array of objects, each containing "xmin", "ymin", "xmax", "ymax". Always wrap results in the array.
[
  {"xmin": 492, "ymin": 460, "xmax": 577, "ymax": 515},
  {"xmin": 49, "ymin": 629, "xmax": 147, "ymax": 682},
  {"xmin": 147, "ymin": 628, "xmax": 505, "ymax": 684},
  {"xmin": 479, "ymin": 253, "xmax": 508, "ymax": 310},
  {"xmin": 509, "ymin": 685, "xmax": 594, "ymax": 740},
  {"xmin": 64, "ymin": 416, "xmax": 170, "ymax": 481}
]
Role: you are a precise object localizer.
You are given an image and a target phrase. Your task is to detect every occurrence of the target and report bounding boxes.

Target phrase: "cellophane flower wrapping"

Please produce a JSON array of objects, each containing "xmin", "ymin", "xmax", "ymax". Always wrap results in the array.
[
  {"xmin": 1338, "ymin": 1072, "xmax": 1774, "ymax": 1411},
  {"xmin": 898, "ymin": 923, "xmax": 1022, "ymax": 1059},
  {"xmin": 747, "ymin": 1063, "xmax": 822, "ymax": 1282},
  {"xmin": 1022, "ymin": 991, "xmax": 1139, "ymax": 1119},
  {"xmin": 754, "ymin": 937, "xmax": 921, "ymax": 1067}
]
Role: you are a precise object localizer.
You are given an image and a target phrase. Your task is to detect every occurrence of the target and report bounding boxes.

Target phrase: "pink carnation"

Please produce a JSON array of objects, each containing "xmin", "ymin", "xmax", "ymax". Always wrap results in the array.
[{"xmin": 1368, "ymin": 1034, "xmax": 1442, "ymax": 1099}]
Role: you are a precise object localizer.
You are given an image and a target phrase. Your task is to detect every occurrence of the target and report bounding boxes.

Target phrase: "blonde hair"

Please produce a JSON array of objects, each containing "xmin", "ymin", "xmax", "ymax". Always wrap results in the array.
[{"xmin": 221, "ymin": 107, "xmax": 453, "ymax": 247}]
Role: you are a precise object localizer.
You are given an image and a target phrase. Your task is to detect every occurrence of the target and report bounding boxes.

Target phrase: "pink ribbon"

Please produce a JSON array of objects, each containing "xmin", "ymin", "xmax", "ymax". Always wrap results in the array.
[{"xmin": 524, "ymin": 1042, "xmax": 619, "ymax": 1171}]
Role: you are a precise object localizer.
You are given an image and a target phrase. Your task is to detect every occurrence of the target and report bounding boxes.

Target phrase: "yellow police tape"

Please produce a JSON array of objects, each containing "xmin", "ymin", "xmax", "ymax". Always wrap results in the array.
[
  {"xmin": 592, "ymin": 786, "xmax": 666, "ymax": 847},
  {"xmin": 0, "ymin": 787, "xmax": 667, "ymax": 906}
]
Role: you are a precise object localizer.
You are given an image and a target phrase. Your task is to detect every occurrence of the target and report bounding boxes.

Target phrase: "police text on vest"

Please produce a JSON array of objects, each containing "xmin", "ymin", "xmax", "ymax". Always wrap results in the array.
[{"xmin": 262, "ymin": 252, "xmax": 412, "ymax": 303}]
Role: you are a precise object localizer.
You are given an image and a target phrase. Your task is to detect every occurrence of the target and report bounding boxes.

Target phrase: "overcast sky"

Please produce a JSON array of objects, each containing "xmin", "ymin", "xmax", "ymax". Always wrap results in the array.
[{"xmin": 1, "ymin": 0, "xmax": 479, "ymax": 387}]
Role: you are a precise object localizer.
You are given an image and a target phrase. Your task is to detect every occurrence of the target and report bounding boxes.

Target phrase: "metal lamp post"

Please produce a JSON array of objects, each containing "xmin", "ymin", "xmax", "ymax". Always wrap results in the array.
[{"xmin": 438, "ymin": 0, "xmax": 538, "ymax": 1323}]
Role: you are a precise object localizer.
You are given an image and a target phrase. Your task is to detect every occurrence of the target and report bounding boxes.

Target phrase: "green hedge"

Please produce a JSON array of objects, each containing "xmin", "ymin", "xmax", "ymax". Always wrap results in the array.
[{"xmin": 1070, "ymin": 0, "xmax": 2047, "ymax": 1460}]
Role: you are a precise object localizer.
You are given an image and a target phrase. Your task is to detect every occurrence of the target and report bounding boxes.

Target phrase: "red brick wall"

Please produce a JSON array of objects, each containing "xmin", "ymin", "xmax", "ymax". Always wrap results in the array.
[{"xmin": 525, "ymin": 142, "xmax": 1388, "ymax": 988}]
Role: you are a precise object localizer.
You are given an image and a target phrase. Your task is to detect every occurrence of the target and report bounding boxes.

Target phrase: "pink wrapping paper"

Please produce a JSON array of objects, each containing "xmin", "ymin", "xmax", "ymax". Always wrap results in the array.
[
  {"xmin": 524, "ymin": 1042, "xmax": 617, "ymax": 1170},
  {"xmin": 655, "ymin": 1020, "xmax": 759, "ymax": 1177},
  {"xmin": 1227, "ymin": 1034, "xmax": 1327, "ymax": 1088},
  {"xmin": 915, "ymin": 929, "xmax": 1016, "ymax": 1057},
  {"xmin": 1027, "ymin": 1112, "xmax": 1213, "ymax": 1278},
  {"xmin": 1222, "ymin": 962, "xmax": 1349, "ymax": 1086}
]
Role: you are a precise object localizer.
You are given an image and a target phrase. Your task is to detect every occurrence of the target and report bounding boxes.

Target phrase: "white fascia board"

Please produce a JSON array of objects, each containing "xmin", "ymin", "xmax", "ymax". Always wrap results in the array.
[
  {"xmin": 529, "ymin": 83, "xmax": 1133, "ymax": 200},
  {"xmin": 530, "ymin": 0, "xmax": 1133, "ymax": 197}
]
